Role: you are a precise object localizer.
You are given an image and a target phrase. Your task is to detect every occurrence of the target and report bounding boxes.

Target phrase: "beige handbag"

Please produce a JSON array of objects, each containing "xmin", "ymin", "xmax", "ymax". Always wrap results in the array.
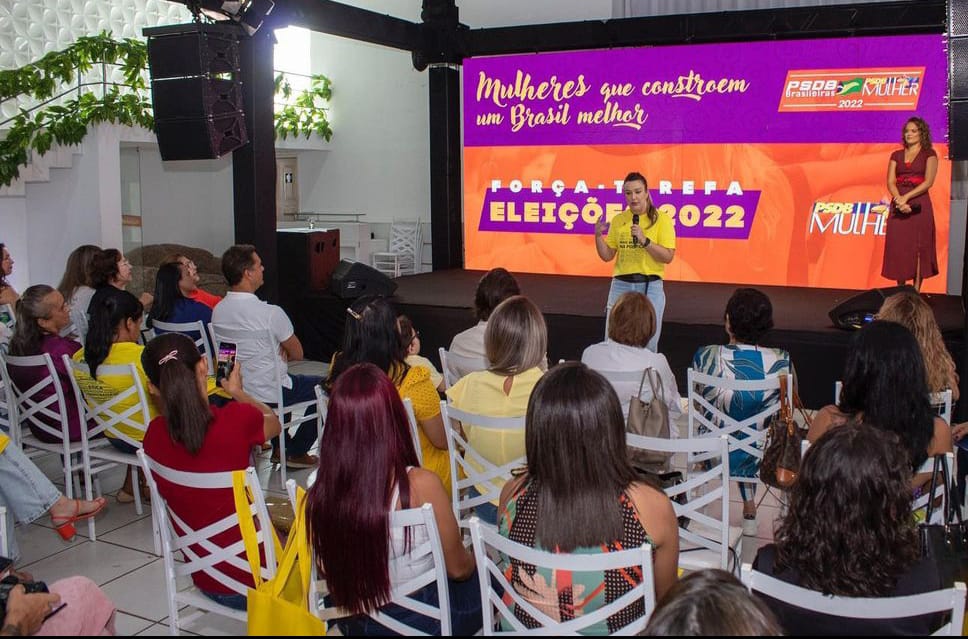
[{"xmin": 627, "ymin": 368, "xmax": 672, "ymax": 473}]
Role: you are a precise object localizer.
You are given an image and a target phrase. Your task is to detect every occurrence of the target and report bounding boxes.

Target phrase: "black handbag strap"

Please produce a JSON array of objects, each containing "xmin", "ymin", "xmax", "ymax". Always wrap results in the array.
[
  {"xmin": 939, "ymin": 454, "xmax": 964, "ymax": 526},
  {"xmin": 925, "ymin": 454, "xmax": 942, "ymax": 524}
]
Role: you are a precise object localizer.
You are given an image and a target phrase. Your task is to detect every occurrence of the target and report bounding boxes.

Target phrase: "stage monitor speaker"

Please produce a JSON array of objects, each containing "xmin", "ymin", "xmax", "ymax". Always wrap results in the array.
[
  {"xmin": 331, "ymin": 259, "xmax": 398, "ymax": 299},
  {"xmin": 145, "ymin": 23, "xmax": 248, "ymax": 161},
  {"xmin": 277, "ymin": 229, "xmax": 341, "ymax": 295},
  {"xmin": 828, "ymin": 285, "xmax": 915, "ymax": 330}
]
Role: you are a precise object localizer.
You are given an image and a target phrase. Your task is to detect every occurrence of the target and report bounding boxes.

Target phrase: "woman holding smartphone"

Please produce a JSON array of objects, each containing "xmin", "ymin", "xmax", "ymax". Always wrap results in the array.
[{"xmin": 141, "ymin": 332, "xmax": 281, "ymax": 610}]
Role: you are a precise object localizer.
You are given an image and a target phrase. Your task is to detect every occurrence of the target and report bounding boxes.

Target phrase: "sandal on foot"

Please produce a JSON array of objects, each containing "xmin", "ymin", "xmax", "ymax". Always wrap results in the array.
[{"xmin": 51, "ymin": 496, "xmax": 108, "ymax": 540}]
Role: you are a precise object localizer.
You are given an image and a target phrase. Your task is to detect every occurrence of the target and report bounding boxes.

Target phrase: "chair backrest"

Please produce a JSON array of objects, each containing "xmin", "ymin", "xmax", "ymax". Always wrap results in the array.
[
  {"xmin": 441, "ymin": 400, "xmax": 526, "ymax": 524},
  {"xmin": 741, "ymin": 563, "xmax": 967, "ymax": 636},
  {"xmin": 0, "ymin": 352, "xmax": 79, "ymax": 447},
  {"xmin": 402, "ymin": 397, "xmax": 424, "ymax": 465},
  {"xmin": 388, "ymin": 220, "xmax": 421, "ymax": 257},
  {"xmin": 137, "ymin": 449, "xmax": 277, "ymax": 624},
  {"xmin": 835, "ymin": 380, "xmax": 952, "ymax": 425},
  {"xmin": 310, "ymin": 502, "xmax": 452, "ymax": 635},
  {"xmin": 469, "ymin": 516, "xmax": 655, "ymax": 634},
  {"xmin": 65, "ymin": 356, "xmax": 151, "ymax": 450},
  {"xmin": 208, "ymin": 324, "xmax": 284, "ymax": 406},
  {"xmin": 913, "ymin": 452, "xmax": 956, "ymax": 524},
  {"xmin": 687, "ymin": 367, "xmax": 791, "ymax": 462},
  {"xmin": 151, "ymin": 319, "xmax": 214, "ymax": 375},
  {"xmin": 627, "ymin": 433, "xmax": 734, "ymax": 572},
  {"xmin": 438, "ymin": 347, "xmax": 488, "ymax": 389}
]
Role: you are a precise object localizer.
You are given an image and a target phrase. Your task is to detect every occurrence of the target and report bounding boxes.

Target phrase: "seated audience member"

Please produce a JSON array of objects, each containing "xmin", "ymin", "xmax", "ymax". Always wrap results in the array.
[
  {"xmin": 643, "ymin": 569, "xmax": 781, "ymax": 636},
  {"xmin": 754, "ymin": 423, "xmax": 942, "ymax": 635},
  {"xmin": 146, "ymin": 263, "xmax": 212, "ymax": 354},
  {"xmin": 58, "ymin": 244, "xmax": 102, "ymax": 341},
  {"xmin": 498, "ymin": 363, "xmax": 679, "ymax": 631},
  {"xmin": 445, "ymin": 295, "xmax": 546, "ymax": 523},
  {"xmin": 397, "ymin": 314, "xmax": 443, "ymax": 391},
  {"xmin": 0, "ymin": 243, "xmax": 19, "ymax": 307},
  {"xmin": 808, "ymin": 320, "xmax": 951, "ymax": 490},
  {"xmin": 447, "ymin": 267, "xmax": 520, "ymax": 375},
  {"xmin": 211, "ymin": 244, "xmax": 320, "ymax": 468},
  {"xmin": 7, "ymin": 285, "xmax": 86, "ymax": 442},
  {"xmin": 307, "ymin": 363, "xmax": 480, "ymax": 635},
  {"xmin": 582, "ymin": 291, "xmax": 682, "ymax": 433},
  {"xmin": 0, "ymin": 430, "xmax": 107, "ymax": 550},
  {"xmin": 142, "ymin": 333, "xmax": 281, "ymax": 610},
  {"xmin": 72, "ymin": 287, "xmax": 152, "ymax": 502},
  {"xmin": 163, "ymin": 252, "xmax": 222, "ymax": 309},
  {"xmin": 328, "ymin": 296, "xmax": 450, "ymax": 494},
  {"xmin": 0, "ymin": 576, "xmax": 116, "ymax": 636},
  {"xmin": 692, "ymin": 287, "xmax": 794, "ymax": 535},
  {"xmin": 89, "ymin": 248, "xmax": 153, "ymax": 311}
]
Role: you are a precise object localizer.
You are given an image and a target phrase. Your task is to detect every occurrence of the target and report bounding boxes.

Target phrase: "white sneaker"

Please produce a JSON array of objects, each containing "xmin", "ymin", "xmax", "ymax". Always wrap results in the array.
[{"xmin": 742, "ymin": 515, "xmax": 758, "ymax": 537}]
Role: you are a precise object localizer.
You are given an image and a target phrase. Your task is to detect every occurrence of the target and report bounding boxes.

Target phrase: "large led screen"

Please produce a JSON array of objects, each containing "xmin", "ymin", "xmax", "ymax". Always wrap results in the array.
[{"xmin": 462, "ymin": 35, "xmax": 951, "ymax": 292}]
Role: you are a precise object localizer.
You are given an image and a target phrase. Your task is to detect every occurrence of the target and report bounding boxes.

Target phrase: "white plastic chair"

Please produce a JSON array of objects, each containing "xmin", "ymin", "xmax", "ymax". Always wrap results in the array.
[
  {"xmin": 0, "ymin": 353, "xmax": 91, "ymax": 534},
  {"xmin": 441, "ymin": 400, "xmax": 526, "ymax": 525},
  {"xmin": 627, "ymin": 433, "xmax": 740, "ymax": 574},
  {"xmin": 65, "ymin": 356, "xmax": 151, "ymax": 521},
  {"xmin": 150, "ymin": 319, "xmax": 214, "ymax": 375},
  {"xmin": 208, "ymin": 324, "xmax": 321, "ymax": 485},
  {"xmin": 687, "ymin": 368, "xmax": 791, "ymax": 498},
  {"xmin": 306, "ymin": 498, "xmax": 453, "ymax": 635},
  {"xmin": 438, "ymin": 347, "xmax": 488, "ymax": 389},
  {"xmin": 741, "ymin": 563, "xmax": 967, "ymax": 636},
  {"xmin": 137, "ymin": 450, "xmax": 277, "ymax": 635},
  {"xmin": 913, "ymin": 452, "xmax": 957, "ymax": 525},
  {"xmin": 469, "ymin": 516, "xmax": 655, "ymax": 635},
  {"xmin": 372, "ymin": 220, "xmax": 422, "ymax": 278},
  {"xmin": 0, "ymin": 506, "xmax": 7, "ymax": 557},
  {"xmin": 402, "ymin": 397, "xmax": 424, "ymax": 465}
]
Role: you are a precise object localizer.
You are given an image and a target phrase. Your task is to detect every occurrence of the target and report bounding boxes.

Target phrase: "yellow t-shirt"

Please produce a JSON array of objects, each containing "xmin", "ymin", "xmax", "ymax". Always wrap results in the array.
[
  {"xmin": 445, "ymin": 367, "xmax": 543, "ymax": 503},
  {"xmin": 73, "ymin": 342, "xmax": 227, "ymax": 442},
  {"xmin": 0, "ymin": 432, "xmax": 8, "ymax": 454},
  {"xmin": 605, "ymin": 208, "xmax": 677, "ymax": 277},
  {"xmin": 395, "ymin": 364, "xmax": 450, "ymax": 497}
]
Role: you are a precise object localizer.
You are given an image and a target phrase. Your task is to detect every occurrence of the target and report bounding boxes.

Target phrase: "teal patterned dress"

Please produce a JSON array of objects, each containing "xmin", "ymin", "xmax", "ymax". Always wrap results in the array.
[
  {"xmin": 497, "ymin": 480, "xmax": 653, "ymax": 635},
  {"xmin": 691, "ymin": 344, "xmax": 793, "ymax": 484}
]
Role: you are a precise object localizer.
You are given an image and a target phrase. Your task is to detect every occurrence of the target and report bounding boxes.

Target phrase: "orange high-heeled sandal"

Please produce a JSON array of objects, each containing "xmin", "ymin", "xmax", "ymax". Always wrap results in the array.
[{"xmin": 51, "ymin": 497, "xmax": 108, "ymax": 540}]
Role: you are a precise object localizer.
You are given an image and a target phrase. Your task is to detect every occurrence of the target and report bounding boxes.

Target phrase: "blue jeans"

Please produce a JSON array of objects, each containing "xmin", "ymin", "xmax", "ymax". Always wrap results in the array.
[
  {"xmin": 468, "ymin": 486, "xmax": 498, "ymax": 526},
  {"xmin": 336, "ymin": 569, "xmax": 483, "ymax": 636},
  {"xmin": 201, "ymin": 590, "xmax": 247, "ymax": 611},
  {"xmin": 606, "ymin": 278, "xmax": 665, "ymax": 352},
  {"xmin": 0, "ymin": 443, "xmax": 61, "ymax": 560},
  {"xmin": 269, "ymin": 374, "xmax": 323, "ymax": 458}
]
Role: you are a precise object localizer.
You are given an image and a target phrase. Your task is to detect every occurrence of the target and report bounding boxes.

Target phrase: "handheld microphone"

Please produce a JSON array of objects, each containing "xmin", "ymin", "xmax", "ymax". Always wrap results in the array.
[{"xmin": 631, "ymin": 213, "xmax": 639, "ymax": 247}]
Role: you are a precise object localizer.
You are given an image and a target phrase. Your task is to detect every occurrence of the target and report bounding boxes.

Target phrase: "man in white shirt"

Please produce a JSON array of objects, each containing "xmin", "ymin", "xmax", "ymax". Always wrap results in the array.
[
  {"xmin": 211, "ymin": 245, "xmax": 321, "ymax": 468},
  {"xmin": 447, "ymin": 268, "xmax": 520, "ymax": 377}
]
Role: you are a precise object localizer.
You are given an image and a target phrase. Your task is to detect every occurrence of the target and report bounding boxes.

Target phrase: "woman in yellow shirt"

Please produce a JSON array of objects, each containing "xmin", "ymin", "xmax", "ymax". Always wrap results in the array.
[
  {"xmin": 327, "ymin": 297, "xmax": 450, "ymax": 494},
  {"xmin": 445, "ymin": 295, "xmax": 546, "ymax": 523}
]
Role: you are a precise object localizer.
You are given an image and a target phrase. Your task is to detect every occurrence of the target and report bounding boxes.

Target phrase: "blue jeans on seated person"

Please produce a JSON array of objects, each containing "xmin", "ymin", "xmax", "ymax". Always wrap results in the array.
[
  {"xmin": 0, "ymin": 442, "xmax": 61, "ymax": 560},
  {"xmin": 201, "ymin": 590, "xmax": 247, "ymax": 611},
  {"xmin": 335, "ymin": 569, "xmax": 483, "ymax": 636},
  {"xmin": 267, "ymin": 374, "xmax": 323, "ymax": 458},
  {"xmin": 106, "ymin": 436, "xmax": 139, "ymax": 454},
  {"xmin": 468, "ymin": 486, "xmax": 498, "ymax": 526}
]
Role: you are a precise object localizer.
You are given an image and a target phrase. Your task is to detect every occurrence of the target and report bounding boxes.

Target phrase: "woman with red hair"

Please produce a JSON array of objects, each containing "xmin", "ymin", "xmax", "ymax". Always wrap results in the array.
[{"xmin": 306, "ymin": 363, "xmax": 480, "ymax": 635}]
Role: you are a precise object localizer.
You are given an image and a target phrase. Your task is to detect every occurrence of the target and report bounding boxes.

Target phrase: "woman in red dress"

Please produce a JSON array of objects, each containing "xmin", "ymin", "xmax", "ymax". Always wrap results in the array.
[{"xmin": 882, "ymin": 116, "xmax": 939, "ymax": 291}]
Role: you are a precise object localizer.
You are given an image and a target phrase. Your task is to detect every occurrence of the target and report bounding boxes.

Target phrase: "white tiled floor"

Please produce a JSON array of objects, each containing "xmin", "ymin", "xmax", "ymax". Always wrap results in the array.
[{"xmin": 10, "ymin": 396, "xmax": 782, "ymax": 635}]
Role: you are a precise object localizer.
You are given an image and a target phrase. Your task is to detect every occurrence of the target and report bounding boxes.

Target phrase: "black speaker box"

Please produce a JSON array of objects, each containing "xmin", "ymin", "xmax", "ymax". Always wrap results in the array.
[
  {"xmin": 331, "ymin": 260, "xmax": 398, "ymax": 299},
  {"xmin": 154, "ymin": 113, "xmax": 248, "ymax": 161},
  {"xmin": 277, "ymin": 229, "xmax": 341, "ymax": 295},
  {"xmin": 828, "ymin": 285, "xmax": 916, "ymax": 330},
  {"xmin": 151, "ymin": 77, "xmax": 243, "ymax": 120},
  {"xmin": 146, "ymin": 24, "xmax": 241, "ymax": 79}
]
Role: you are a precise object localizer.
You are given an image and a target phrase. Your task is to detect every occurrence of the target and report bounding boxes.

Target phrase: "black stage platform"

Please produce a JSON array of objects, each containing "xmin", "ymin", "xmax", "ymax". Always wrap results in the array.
[{"xmin": 284, "ymin": 270, "xmax": 966, "ymax": 411}]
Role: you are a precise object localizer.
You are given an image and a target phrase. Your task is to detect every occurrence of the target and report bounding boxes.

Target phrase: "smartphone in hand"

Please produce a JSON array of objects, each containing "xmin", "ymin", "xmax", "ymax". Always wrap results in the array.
[{"xmin": 215, "ymin": 342, "xmax": 237, "ymax": 386}]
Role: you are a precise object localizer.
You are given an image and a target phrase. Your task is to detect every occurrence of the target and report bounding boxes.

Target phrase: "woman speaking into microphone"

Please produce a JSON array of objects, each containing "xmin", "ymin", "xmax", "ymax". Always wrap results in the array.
[{"xmin": 594, "ymin": 171, "xmax": 676, "ymax": 351}]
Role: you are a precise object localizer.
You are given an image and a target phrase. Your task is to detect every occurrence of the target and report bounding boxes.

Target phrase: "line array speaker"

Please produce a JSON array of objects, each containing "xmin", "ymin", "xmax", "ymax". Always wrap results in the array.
[{"xmin": 950, "ymin": 0, "xmax": 968, "ymax": 159}]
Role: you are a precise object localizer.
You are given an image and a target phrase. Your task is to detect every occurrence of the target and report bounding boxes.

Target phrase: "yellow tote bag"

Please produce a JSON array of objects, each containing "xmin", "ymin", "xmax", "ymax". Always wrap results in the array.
[{"xmin": 234, "ymin": 474, "xmax": 327, "ymax": 636}]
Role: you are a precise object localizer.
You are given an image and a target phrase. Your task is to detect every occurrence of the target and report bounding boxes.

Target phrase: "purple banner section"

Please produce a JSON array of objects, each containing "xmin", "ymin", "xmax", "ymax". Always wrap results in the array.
[
  {"xmin": 463, "ymin": 35, "xmax": 947, "ymax": 146},
  {"xmin": 479, "ymin": 189, "xmax": 760, "ymax": 240}
]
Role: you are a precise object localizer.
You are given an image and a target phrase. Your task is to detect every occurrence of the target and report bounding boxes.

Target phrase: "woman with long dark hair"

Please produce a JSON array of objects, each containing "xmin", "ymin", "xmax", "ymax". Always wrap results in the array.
[
  {"xmin": 497, "ymin": 362, "xmax": 679, "ymax": 632},
  {"xmin": 307, "ymin": 363, "xmax": 479, "ymax": 634},
  {"xmin": 808, "ymin": 320, "xmax": 950, "ymax": 488},
  {"xmin": 8, "ymin": 284, "xmax": 86, "ymax": 442},
  {"xmin": 754, "ymin": 423, "xmax": 941, "ymax": 634},
  {"xmin": 327, "ymin": 296, "xmax": 450, "ymax": 493},
  {"xmin": 147, "ymin": 262, "xmax": 211, "ymax": 327},
  {"xmin": 142, "ymin": 333, "xmax": 280, "ymax": 610}
]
